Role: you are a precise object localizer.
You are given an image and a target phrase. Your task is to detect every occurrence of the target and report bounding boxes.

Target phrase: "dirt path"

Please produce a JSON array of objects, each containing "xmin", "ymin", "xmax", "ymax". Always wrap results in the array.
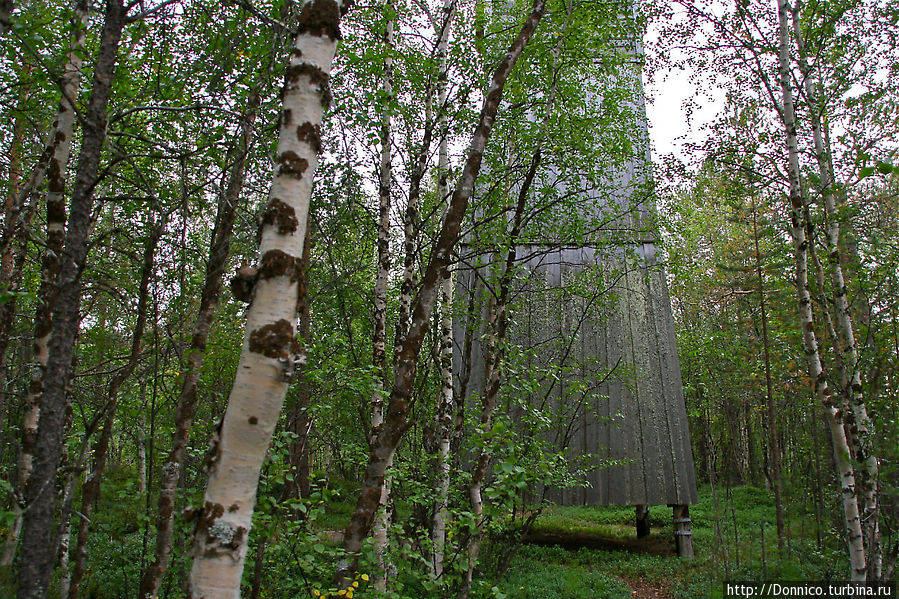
[{"xmin": 620, "ymin": 576, "xmax": 672, "ymax": 599}]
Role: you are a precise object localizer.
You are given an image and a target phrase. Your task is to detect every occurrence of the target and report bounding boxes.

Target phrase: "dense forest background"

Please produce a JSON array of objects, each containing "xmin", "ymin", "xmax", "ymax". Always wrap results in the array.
[{"xmin": 0, "ymin": 0, "xmax": 896, "ymax": 597}]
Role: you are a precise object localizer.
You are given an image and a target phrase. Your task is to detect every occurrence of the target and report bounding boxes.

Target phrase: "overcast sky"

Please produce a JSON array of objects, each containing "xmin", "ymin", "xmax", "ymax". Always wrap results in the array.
[{"xmin": 642, "ymin": 15, "xmax": 727, "ymax": 164}]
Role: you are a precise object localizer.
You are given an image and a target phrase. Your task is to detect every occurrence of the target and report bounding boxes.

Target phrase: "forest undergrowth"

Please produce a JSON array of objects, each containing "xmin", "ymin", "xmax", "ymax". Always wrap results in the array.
[{"xmin": 0, "ymin": 481, "xmax": 848, "ymax": 598}]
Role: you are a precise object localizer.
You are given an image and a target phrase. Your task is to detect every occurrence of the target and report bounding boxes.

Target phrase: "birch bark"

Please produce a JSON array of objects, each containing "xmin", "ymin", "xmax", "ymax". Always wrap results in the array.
[
  {"xmin": 17, "ymin": 2, "xmax": 126, "ymax": 596},
  {"xmin": 370, "ymin": 8, "xmax": 395, "ymax": 589},
  {"xmin": 187, "ymin": 2, "xmax": 344, "ymax": 596},
  {"xmin": 789, "ymin": 8, "xmax": 880, "ymax": 578},
  {"xmin": 775, "ymin": 0, "xmax": 866, "ymax": 580},
  {"xmin": 1, "ymin": 0, "xmax": 89, "ymax": 567},
  {"xmin": 430, "ymin": 0, "xmax": 455, "ymax": 577}
]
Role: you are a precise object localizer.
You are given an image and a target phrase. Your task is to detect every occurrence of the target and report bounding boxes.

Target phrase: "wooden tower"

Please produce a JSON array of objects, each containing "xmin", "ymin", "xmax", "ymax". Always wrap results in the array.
[{"xmin": 453, "ymin": 9, "xmax": 696, "ymax": 556}]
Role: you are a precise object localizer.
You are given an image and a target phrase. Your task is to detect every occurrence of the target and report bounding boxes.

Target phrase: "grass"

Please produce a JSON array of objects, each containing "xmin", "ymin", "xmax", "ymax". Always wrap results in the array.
[
  {"xmin": 493, "ymin": 484, "xmax": 847, "ymax": 599},
  {"xmin": 0, "ymin": 479, "xmax": 849, "ymax": 599}
]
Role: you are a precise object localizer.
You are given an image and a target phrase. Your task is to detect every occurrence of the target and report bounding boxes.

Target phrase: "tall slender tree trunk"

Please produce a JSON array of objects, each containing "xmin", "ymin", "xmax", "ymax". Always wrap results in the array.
[
  {"xmin": 430, "ymin": 0, "xmax": 455, "ymax": 578},
  {"xmin": 790, "ymin": 9, "xmax": 880, "ymax": 578},
  {"xmin": 17, "ymin": 2, "xmax": 126, "ymax": 596},
  {"xmin": 2, "ymin": 0, "xmax": 89, "ymax": 567},
  {"xmin": 751, "ymin": 196, "xmax": 784, "ymax": 551},
  {"xmin": 0, "ymin": 111, "xmax": 59, "ymax": 462},
  {"xmin": 139, "ymin": 96, "xmax": 257, "ymax": 599},
  {"xmin": 336, "ymin": 2, "xmax": 548, "ymax": 587},
  {"xmin": 57, "ymin": 441, "xmax": 88, "ymax": 599},
  {"xmin": 187, "ymin": 3, "xmax": 345, "ymax": 596},
  {"xmin": 0, "ymin": 73, "xmax": 27, "ymax": 453},
  {"xmin": 68, "ymin": 214, "xmax": 163, "ymax": 599},
  {"xmin": 775, "ymin": 0, "xmax": 865, "ymax": 580},
  {"xmin": 287, "ymin": 219, "xmax": 313, "ymax": 501},
  {"xmin": 370, "ymin": 7, "xmax": 395, "ymax": 590},
  {"xmin": 370, "ymin": 5, "xmax": 394, "ymax": 442}
]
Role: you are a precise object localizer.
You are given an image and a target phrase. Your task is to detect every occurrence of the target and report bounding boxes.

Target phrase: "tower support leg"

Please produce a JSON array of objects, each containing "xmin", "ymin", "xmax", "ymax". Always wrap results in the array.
[
  {"xmin": 635, "ymin": 504, "xmax": 650, "ymax": 538},
  {"xmin": 672, "ymin": 504, "xmax": 694, "ymax": 558}
]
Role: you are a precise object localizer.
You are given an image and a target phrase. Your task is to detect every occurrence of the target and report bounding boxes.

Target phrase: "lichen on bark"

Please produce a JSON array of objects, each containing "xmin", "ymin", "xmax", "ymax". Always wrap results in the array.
[
  {"xmin": 261, "ymin": 198, "xmax": 299, "ymax": 235},
  {"xmin": 248, "ymin": 319, "xmax": 300, "ymax": 360},
  {"xmin": 259, "ymin": 249, "xmax": 303, "ymax": 282},
  {"xmin": 297, "ymin": 0, "xmax": 342, "ymax": 40}
]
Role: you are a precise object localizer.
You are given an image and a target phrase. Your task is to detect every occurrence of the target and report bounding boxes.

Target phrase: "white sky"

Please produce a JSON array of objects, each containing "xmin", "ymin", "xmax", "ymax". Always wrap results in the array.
[{"xmin": 642, "ymin": 15, "xmax": 727, "ymax": 163}]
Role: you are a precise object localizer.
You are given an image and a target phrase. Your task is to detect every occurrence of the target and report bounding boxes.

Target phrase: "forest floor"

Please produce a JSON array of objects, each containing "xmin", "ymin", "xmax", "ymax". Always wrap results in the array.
[
  {"xmin": 0, "ymin": 478, "xmax": 845, "ymax": 598},
  {"xmin": 491, "ymin": 484, "xmax": 847, "ymax": 599}
]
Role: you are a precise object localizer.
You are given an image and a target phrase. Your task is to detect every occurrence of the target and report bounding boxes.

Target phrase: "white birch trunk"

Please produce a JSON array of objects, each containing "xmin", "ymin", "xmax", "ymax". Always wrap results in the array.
[
  {"xmin": 789, "ymin": 10, "xmax": 880, "ymax": 577},
  {"xmin": 187, "ymin": 2, "xmax": 343, "ymax": 596},
  {"xmin": 432, "ymin": 269, "xmax": 453, "ymax": 578},
  {"xmin": 1, "ymin": 0, "xmax": 88, "ymax": 568},
  {"xmin": 137, "ymin": 414, "xmax": 147, "ymax": 495},
  {"xmin": 431, "ymin": 1, "xmax": 454, "ymax": 566},
  {"xmin": 371, "ymin": 8, "xmax": 395, "ymax": 591},
  {"xmin": 775, "ymin": 0, "xmax": 866, "ymax": 580}
]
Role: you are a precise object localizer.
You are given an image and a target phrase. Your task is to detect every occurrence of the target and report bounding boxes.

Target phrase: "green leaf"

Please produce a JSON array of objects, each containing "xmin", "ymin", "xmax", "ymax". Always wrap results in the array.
[
  {"xmin": 876, "ymin": 161, "xmax": 894, "ymax": 174},
  {"xmin": 859, "ymin": 166, "xmax": 876, "ymax": 179}
]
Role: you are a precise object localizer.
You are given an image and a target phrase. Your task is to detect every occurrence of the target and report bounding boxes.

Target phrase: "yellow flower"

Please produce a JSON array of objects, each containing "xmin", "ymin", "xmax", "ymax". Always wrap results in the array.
[
  {"xmin": 360, "ymin": 574, "xmax": 370, "ymax": 582},
  {"xmin": 352, "ymin": 581, "xmax": 359, "ymax": 588},
  {"xmin": 347, "ymin": 592, "xmax": 354, "ymax": 599},
  {"xmin": 312, "ymin": 591, "xmax": 320, "ymax": 598}
]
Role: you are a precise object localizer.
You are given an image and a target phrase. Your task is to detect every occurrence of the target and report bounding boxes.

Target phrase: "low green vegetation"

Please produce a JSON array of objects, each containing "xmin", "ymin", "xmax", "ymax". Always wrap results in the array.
[
  {"xmin": 11, "ymin": 478, "xmax": 847, "ymax": 598},
  {"xmin": 494, "ymin": 485, "xmax": 847, "ymax": 599}
]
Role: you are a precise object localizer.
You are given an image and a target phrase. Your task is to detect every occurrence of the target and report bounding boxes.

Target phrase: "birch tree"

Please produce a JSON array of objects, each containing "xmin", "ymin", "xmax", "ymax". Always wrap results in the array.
[
  {"xmin": 430, "ymin": 0, "xmax": 455, "ymax": 577},
  {"xmin": 656, "ymin": 0, "xmax": 895, "ymax": 578},
  {"xmin": 187, "ymin": 1, "xmax": 346, "ymax": 596},
  {"xmin": 1, "ymin": 0, "xmax": 88, "ymax": 567},
  {"xmin": 788, "ymin": 6, "xmax": 881, "ymax": 576},
  {"xmin": 17, "ymin": 1, "xmax": 126, "ymax": 596}
]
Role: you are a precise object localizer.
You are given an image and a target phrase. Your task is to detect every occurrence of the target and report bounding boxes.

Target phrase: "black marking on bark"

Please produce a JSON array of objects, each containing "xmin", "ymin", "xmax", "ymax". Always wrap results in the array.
[
  {"xmin": 296, "ymin": 122, "xmax": 323, "ymax": 154},
  {"xmin": 193, "ymin": 501, "xmax": 224, "ymax": 540},
  {"xmin": 261, "ymin": 198, "xmax": 299, "ymax": 235},
  {"xmin": 290, "ymin": 48, "xmax": 303, "ymax": 59},
  {"xmin": 47, "ymin": 198, "xmax": 66, "ymax": 225},
  {"xmin": 47, "ymin": 158, "xmax": 65, "ymax": 194},
  {"xmin": 277, "ymin": 150, "xmax": 309, "ymax": 179},
  {"xmin": 282, "ymin": 108, "xmax": 292, "ymax": 127},
  {"xmin": 248, "ymin": 319, "xmax": 300, "ymax": 359},
  {"xmin": 228, "ymin": 503, "xmax": 240, "ymax": 513},
  {"xmin": 283, "ymin": 63, "xmax": 332, "ymax": 109},
  {"xmin": 259, "ymin": 249, "xmax": 303, "ymax": 283},
  {"xmin": 203, "ymin": 417, "xmax": 224, "ymax": 473},
  {"xmin": 248, "ymin": 416, "xmax": 258, "ymax": 425},
  {"xmin": 297, "ymin": 0, "xmax": 342, "ymax": 40},
  {"xmin": 285, "ymin": 63, "xmax": 328, "ymax": 87}
]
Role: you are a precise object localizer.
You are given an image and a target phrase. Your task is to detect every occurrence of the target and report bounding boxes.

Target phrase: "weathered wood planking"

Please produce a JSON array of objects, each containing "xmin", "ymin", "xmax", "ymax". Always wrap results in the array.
[{"xmin": 453, "ymin": 243, "xmax": 698, "ymax": 507}]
